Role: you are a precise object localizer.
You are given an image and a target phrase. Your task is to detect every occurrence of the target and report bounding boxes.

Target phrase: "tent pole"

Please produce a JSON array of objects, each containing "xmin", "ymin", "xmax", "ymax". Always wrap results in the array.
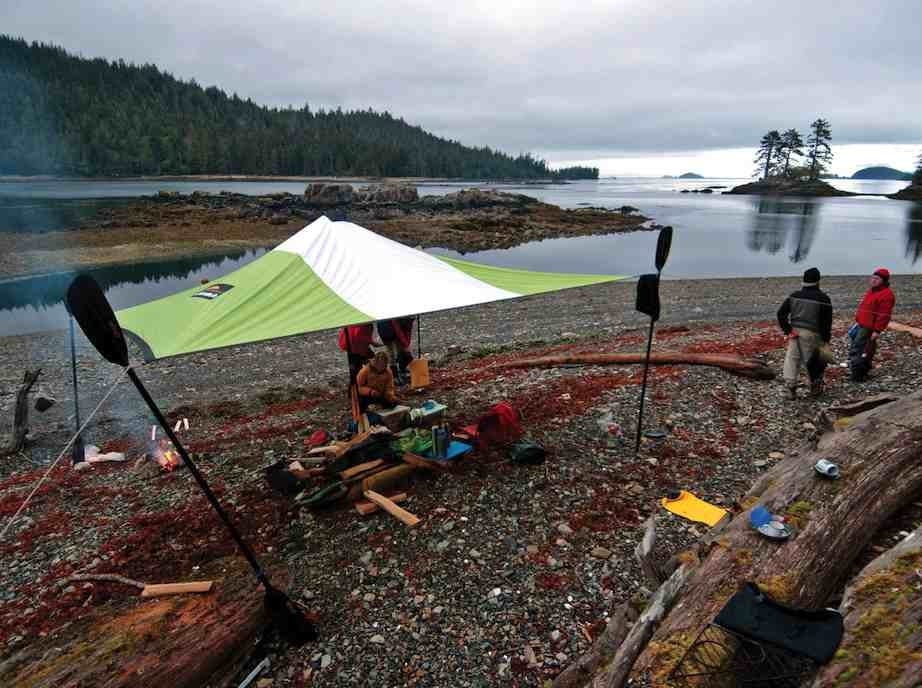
[
  {"xmin": 416, "ymin": 314, "xmax": 421, "ymax": 358},
  {"xmin": 68, "ymin": 316, "xmax": 85, "ymax": 465}
]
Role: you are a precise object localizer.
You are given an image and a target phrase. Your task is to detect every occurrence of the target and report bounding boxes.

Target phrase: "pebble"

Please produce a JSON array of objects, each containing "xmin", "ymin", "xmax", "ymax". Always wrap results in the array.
[
  {"xmin": 363, "ymin": 593, "xmax": 376, "ymax": 602},
  {"xmin": 526, "ymin": 545, "xmax": 539, "ymax": 554},
  {"xmin": 591, "ymin": 546, "xmax": 612, "ymax": 559},
  {"xmin": 550, "ymin": 630, "xmax": 562, "ymax": 642},
  {"xmin": 435, "ymin": 540, "xmax": 451, "ymax": 553},
  {"xmin": 370, "ymin": 634, "xmax": 385, "ymax": 644},
  {"xmin": 768, "ymin": 451, "xmax": 785, "ymax": 460},
  {"xmin": 557, "ymin": 523, "xmax": 574, "ymax": 536},
  {"xmin": 255, "ymin": 679, "xmax": 273, "ymax": 688},
  {"xmin": 753, "ymin": 460, "xmax": 768, "ymax": 468},
  {"xmin": 321, "ymin": 654, "xmax": 332, "ymax": 669}
]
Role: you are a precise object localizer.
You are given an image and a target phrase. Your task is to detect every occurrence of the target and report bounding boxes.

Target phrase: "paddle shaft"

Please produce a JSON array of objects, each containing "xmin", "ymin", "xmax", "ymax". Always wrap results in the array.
[
  {"xmin": 126, "ymin": 368, "xmax": 271, "ymax": 591},
  {"xmin": 69, "ymin": 317, "xmax": 85, "ymax": 465},
  {"xmin": 634, "ymin": 312, "xmax": 657, "ymax": 455}
]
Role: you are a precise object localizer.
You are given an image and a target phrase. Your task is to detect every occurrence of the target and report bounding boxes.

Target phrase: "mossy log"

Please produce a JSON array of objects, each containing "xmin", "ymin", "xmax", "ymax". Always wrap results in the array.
[
  {"xmin": 498, "ymin": 352, "xmax": 775, "ymax": 380},
  {"xmin": 811, "ymin": 525, "xmax": 922, "ymax": 687},
  {"xmin": 0, "ymin": 557, "xmax": 281, "ymax": 688},
  {"xmin": 627, "ymin": 390, "xmax": 922, "ymax": 686}
]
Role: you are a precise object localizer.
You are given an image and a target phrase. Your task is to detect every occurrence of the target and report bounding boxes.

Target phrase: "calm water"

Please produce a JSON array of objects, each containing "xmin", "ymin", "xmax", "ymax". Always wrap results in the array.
[{"xmin": 1, "ymin": 177, "xmax": 920, "ymax": 335}]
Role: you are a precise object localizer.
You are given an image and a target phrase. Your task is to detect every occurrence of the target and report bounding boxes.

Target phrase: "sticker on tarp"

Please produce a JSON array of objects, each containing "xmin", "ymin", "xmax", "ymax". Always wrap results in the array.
[{"xmin": 192, "ymin": 283, "xmax": 234, "ymax": 300}]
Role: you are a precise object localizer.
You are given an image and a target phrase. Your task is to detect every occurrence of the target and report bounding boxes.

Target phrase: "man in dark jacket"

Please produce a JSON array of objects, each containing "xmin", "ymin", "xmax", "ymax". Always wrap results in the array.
[
  {"xmin": 777, "ymin": 267, "xmax": 833, "ymax": 399},
  {"xmin": 848, "ymin": 267, "xmax": 896, "ymax": 381}
]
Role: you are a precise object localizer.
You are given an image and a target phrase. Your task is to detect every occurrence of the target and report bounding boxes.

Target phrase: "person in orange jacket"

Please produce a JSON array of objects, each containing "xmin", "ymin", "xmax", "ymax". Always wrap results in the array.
[
  {"xmin": 356, "ymin": 351, "xmax": 398, "ymax": 412},
  {"xmin": 848, "ymin": 267, "xmax": 896, "ymax": 381}
]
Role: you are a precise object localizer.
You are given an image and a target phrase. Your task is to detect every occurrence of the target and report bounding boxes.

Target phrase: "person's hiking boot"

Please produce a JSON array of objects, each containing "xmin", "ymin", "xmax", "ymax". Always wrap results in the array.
[{"xmin": 809, "ymin": 380, "xmax": 824, "ymax": 398}]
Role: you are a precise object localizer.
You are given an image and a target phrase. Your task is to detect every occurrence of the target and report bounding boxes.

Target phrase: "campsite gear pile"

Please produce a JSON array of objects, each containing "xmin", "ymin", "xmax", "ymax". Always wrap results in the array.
[{"xmin": 668, "ymin": 583, "xmax": 843, "ymax": 687}]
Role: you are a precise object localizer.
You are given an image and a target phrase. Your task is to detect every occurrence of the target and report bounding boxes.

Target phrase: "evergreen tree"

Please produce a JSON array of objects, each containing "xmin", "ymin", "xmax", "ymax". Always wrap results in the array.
[
  {"xmin": 913, "ymin": 151, "xmax": 922, "ymax": 185},
  {"xmin": 754, "ymin": 130, "xmax": 782, "ymax": 179},
  {"xmin": 806, "ymin": 118, "xmax": 833, "ymax": 181},
  {"xmin": 775, "ymin": 128, "xmax": 804, "ymax": 178},
  {"xmin": 0, "ymin": 35, "xmax": 598, "ymax": 180}
]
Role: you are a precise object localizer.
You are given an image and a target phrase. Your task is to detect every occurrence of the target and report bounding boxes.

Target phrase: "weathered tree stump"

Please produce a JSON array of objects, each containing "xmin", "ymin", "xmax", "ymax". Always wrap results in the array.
[
  {"xmin": 628, "ymin": 390, "xmax": 922, "ymax": 685},
  {"xmin": 0, "ymin": 557, "xmax": 283, "ymax": 688},
  {"xmin": 2, "ymin": 369, "xmax": 40, "ymax": 457},
  {"xmin": 812, "ymin": 524, "xmax": 922, "ymax": 687},
  {"xmin": 498, "ymin": 352, "xmax": 775, "ymax": 380}
]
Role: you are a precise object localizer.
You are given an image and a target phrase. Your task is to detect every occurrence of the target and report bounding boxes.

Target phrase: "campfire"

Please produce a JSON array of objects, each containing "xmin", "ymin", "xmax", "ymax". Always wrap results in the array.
[
  {"xmin": 147, "ymin": 425, "xmax": 185, "ymax": 471},
  {"xmin": 150, "ymin": 438, "xmax": 183, "ymax": 471}
]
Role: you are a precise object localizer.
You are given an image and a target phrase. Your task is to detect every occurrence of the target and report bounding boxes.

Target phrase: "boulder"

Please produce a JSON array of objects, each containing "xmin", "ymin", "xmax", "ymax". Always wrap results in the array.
[
  {"xmin": 354, "ymin": 183, "xmax": 418, "ymax": 204},
  {"xmin": 304, "ymin": 183, "xmax": 354, "ymax": 206}
]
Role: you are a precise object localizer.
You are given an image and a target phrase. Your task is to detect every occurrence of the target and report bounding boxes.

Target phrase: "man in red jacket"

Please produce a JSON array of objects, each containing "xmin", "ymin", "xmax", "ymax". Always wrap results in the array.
[{"xmin": 848, "ymin": 268, "xmax": 896, "ymax": 381}]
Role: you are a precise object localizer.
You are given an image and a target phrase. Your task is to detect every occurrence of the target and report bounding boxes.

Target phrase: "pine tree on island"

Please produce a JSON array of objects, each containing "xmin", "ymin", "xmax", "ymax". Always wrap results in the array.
[
  {"xmin": 914, "ymin": 151, "xmax": 922, "ymax": 186},
  {"xmin": 775, "ymin": 128, "xmax": 805, "ymax": 178},
  {"xmin": 806, "ymin": 118, "xmax": 833, "ymax": 181},
  {"xmin": 754, "ymin": 130, "xmax": 782, "ymax": 179}
]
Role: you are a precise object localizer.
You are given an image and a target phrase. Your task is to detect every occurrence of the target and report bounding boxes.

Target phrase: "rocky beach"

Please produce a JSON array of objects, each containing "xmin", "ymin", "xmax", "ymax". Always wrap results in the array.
[{"xmin": 2, "ymin": 269, "xmax": 922, "ymax": 686}]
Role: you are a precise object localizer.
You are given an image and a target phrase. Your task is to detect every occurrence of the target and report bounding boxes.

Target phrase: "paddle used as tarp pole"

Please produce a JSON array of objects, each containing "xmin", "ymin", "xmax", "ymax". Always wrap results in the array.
[
  {"xmin": 65, "ymin": 274, "xmax": 316, "ymax": 645},
  {"xmin": 634, "ymin": 227, "xmax": 673, "ymax": 455},
  {"xmin": 416, "ymin": 314, "xmax": 422, "ymax": 358},
  {"xmin": 68, "ymin": 315, "xmax": 85, "ymax": 466}
]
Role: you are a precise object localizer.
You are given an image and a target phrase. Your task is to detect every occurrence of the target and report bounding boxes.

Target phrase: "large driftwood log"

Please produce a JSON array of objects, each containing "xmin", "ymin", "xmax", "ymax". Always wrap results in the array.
[
  {"xmin": 812, "ymin": 525, "xmax": 922, "ymax": 687},
  {"xmin": 592, "ymin": 565, "xmax": 692, "ymax": 688},
  {"xmin": 498, "ymin": 352, "xmax": 775, "ymax": 380},
  {"xmin": 0, "ymin": 557, "xmax": 282, "ymax": 688},
  {"xmin": 551, "ymin": 601, "xmax": 638, "ymax": 688},
  {"xmin": 629, "ymin": 390, "xmax": 922, "ymax": 685},
  {"xmin": 2, "ymin": 369, "xmax": 40, "ymax": 457}
]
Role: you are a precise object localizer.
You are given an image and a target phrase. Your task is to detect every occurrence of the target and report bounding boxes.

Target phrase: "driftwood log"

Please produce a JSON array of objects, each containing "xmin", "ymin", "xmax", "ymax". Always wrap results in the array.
[
  {"xmin": 626, "ymin": 390, "xmax": 922, "ymax": 685},
  {"xmin": 2, "ymin": 369, "xmax": 40, "ymax": 457},
  {"xmin": 498, "ymin": 352, "xmax": 775, "ymax": 380},
  {"xmin": 551, "ymin": 601, "xmax": 638, "ymax": 688},
  {"xmin": 889, "ymin": 321, "xmax": 922, "ymax": 339},
  {"xmin": 812, "ymin": 524, "xmax": 922, "ymax": 687},
  {"xmin": 0, "ymin": 557, "xmax": 281, "ymax": 688}
]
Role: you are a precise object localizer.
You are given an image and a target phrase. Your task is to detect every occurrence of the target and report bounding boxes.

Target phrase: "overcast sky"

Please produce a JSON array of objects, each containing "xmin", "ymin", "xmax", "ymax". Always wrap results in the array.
[{"xmin": 4, "ymin": 0, "xmax": 921, "ymax": 176}]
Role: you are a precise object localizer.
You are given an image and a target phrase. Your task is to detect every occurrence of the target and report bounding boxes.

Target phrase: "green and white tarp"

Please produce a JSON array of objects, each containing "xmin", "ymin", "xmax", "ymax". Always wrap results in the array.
[{"xmin": 117, "ymin": 215, "xmax": 627, "ymax": 361}]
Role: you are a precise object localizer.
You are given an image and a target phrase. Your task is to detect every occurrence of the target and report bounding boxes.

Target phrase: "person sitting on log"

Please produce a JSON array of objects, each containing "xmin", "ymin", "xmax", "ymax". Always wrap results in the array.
[
  {"xmin": 776, "ymin": 267, "xmax": 832, "ymax": 399},
  {"xmin": 356, "ymin": 351, "xmax": 398, "ymax": 412},
  {"xmin": 376, "ymin": 317, "xmax": 415, "ymax": 384},
  {"xmin": 848, "ymin": 267, "xmax": 896, "ymax": 382}
]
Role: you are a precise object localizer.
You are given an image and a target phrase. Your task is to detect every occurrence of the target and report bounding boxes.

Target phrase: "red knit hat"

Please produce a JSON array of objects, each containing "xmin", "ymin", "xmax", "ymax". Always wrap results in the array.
[{"xmin": 873, "ymin": 267, "xmax": 890, "ymax": 281}]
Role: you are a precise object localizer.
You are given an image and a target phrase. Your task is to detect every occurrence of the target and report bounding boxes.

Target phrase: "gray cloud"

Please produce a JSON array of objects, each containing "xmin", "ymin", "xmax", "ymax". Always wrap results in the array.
[{"xmin": 4, "ymin": 0, "xmax": 921, "ymax": 161}]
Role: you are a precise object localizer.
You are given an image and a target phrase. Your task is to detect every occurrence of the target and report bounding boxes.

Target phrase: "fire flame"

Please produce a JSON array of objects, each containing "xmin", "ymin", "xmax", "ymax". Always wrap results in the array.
[{"xmin": 151, "ymin": 438, "xmax": 183, "ymax": 471}]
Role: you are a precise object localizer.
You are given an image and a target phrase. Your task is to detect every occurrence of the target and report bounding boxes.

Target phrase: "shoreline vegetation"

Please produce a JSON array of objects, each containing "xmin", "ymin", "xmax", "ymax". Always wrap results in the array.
[{"xmin": 0, "ymin": 183, "xmax": 653, "ymax": 281}]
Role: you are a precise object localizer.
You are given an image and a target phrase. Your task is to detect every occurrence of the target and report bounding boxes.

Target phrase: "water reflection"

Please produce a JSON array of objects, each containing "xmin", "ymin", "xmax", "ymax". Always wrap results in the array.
[
  {"xmin": 906, "ymin": 203, "xmax": 922, "ymax": 264},
  {"xmin": 747, "ymin": 198, "xmax": 819, "ymax": 263},
  {"xmin": 0, "ymin": 249, "xmax": 260, "ymax": 311}
]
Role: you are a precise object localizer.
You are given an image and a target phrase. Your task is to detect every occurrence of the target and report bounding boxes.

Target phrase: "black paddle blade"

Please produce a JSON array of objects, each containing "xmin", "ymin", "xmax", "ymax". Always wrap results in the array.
[
  {"xmin": 655, "ymin": 225, "xmax": 674, "ymax": 272},
  {"xmin": 635, "ymin": 273, "xmax": 661, "ymax": 321},
  {"xmin": 65, "ymin": 275, "xmax": 129, "ymax": 367},
  {"xmin": 264, "ymin": 587, "xmax": 318, "ymax": 646}
]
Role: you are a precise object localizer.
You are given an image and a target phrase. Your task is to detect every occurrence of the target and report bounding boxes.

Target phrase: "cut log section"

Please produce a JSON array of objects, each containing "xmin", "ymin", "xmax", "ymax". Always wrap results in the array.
[
  {"xmin": 141, "ymin": 581, "xmax": 214, "ymax": 597},
  {"xmin": 0, "ymin": 557, "xmax": 283, "ymax": 688},
  {"xmin": 498, "ymin": 352, "xmax": 775, "ymax": 380},
  {"xmin": 363, "ymin": 489, "xmax": 421, "ymax": 527},
  {"xmin": 355, "ymin": 492, "xmax": 408, "ymax": 515},
  {"xmin": 628, "ymin": 390, "xmax": 922, "ymax": 685},
  {"xmin": 812, "ymin": 524, "xmax": 922, "ymax": 688}
]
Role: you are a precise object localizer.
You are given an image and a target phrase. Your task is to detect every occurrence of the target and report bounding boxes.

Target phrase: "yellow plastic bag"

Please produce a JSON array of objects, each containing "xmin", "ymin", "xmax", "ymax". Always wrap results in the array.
[{"xmin": 408, "ymin": 356, "xmax": 430, "ymax": 389}]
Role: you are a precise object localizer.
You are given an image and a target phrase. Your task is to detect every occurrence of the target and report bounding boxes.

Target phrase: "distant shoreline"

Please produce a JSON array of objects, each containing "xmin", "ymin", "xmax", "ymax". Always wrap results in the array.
[{"xmin": 0, "ymin": 174, "xmax": 577, "ymax": 185}]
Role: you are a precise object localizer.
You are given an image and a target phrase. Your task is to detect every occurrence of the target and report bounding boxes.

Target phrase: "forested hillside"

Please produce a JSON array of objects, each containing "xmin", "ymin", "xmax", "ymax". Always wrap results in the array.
[{"xmin": 0, "ymin": 36, "xmax": 596, "ymax": 180}]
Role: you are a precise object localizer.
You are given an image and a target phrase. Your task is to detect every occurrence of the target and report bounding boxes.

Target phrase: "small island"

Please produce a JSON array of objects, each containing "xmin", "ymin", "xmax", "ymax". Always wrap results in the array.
[
  {"xmin": 726, "ymin": 119, "xmax": 857, "ymax": 197},
  {"xmin": 678, "ymin": 172, "xmax": 704, "ymax": 179},
  {"xmin": 851, "ymin": 166, "xmax": 913, "ymax": 181}
]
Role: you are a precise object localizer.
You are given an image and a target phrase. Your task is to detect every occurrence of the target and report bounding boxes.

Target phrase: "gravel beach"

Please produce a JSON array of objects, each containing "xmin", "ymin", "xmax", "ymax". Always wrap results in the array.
[{"xmin": 2, "ymin": 273, "xmax": 922, "ymax": 686}]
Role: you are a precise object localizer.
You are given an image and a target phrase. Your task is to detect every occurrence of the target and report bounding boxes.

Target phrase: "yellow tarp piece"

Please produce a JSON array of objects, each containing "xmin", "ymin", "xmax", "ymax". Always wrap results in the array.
[{"xmin": 661, "ymin": 490, "xmax": 729, "ymax": 527}]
